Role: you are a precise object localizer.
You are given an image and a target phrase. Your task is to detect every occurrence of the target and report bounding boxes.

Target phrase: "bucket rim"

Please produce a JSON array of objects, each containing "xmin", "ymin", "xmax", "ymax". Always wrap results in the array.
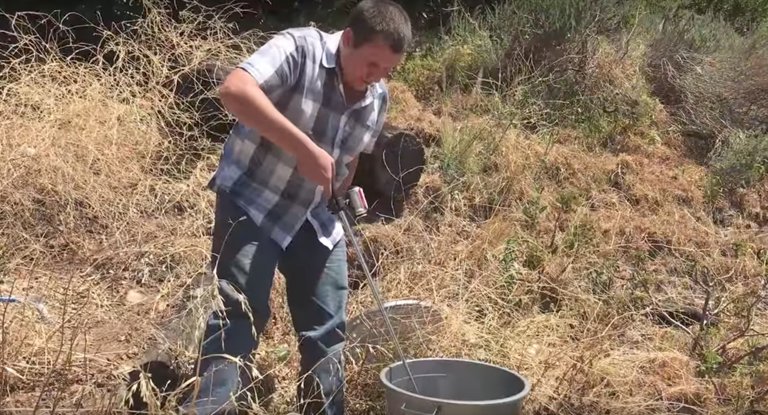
[{"xmin": 379, "ymin": 357, "xmax": 531, "ymax": 406}]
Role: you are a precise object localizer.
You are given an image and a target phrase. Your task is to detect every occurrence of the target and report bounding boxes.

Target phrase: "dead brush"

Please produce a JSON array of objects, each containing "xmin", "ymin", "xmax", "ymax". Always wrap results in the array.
[
  {"xmin": 0, "ymin": 2, "xmax": 265, "ymax": 412},
  {"xmin": 1, "ymin": 1, "xmax": 768, "ymax": 414}
]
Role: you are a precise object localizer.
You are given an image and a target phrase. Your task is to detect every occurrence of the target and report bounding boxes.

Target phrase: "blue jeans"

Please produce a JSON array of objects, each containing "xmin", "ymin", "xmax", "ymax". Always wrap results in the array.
[{"xmin": 195, "ymin": 191, "xmax": 348, "ymax": 415}]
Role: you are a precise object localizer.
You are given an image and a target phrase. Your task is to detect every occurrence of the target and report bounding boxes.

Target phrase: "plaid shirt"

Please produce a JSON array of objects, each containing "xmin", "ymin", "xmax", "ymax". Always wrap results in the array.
[{"xmin": 208, "ymin": 27, "xmax": 388, "ymax": 250}]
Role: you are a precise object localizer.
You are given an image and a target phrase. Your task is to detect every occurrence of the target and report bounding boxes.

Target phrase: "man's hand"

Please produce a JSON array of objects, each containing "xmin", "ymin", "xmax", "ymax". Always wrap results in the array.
[
  {"xmin": 297, "ymin": 143, "xmax": 335, "ymax": 199},
  {"xmin": 219, "ymin": 69, "xmax": 351, "ymax": 199},
  {"xmin": 219, "ymin": 69, "xmax": 339, "ymax": 198}
]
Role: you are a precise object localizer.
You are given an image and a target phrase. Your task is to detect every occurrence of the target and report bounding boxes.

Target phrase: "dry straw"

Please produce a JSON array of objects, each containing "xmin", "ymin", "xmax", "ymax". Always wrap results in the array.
[{"xmin": 0, "ymin": 2, "xmax": 767, "ymax": 414}]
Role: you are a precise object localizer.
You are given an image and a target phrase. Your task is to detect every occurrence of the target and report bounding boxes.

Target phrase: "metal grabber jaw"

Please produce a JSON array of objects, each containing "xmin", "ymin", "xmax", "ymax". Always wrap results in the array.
[
  {"xmin": 327, "ymin": 193, "xmax": 347, "ymax": 215},
  {"xmin": 327, "ymin": 186, "xmax": 369, "ymax": 218}
]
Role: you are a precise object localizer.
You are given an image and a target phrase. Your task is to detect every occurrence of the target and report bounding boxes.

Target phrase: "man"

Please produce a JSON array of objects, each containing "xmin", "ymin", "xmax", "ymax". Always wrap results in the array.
[{"xmin": 181, "ymin": 1, "xmax": 412, "ymax": 414}]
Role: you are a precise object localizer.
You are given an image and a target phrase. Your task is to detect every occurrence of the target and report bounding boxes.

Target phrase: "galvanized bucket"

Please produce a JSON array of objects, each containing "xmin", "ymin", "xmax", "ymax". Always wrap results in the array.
[
  {"xmin": 380, "ymin": 358, "xmax": 530, "ymax": 415},
  {"xmin": 347, "ymin": 299, "xmax": 443, "ymax": 365}
]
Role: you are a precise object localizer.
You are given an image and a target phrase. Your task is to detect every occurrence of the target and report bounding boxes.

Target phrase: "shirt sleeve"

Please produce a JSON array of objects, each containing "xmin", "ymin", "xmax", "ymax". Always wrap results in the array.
[
  {"xmin": 361, "ymin": 90, "xmax": 389, "ymax": 154},
  {"xmin": 238, "ymin": 30, "xmax": 303, "ymax": 97}
]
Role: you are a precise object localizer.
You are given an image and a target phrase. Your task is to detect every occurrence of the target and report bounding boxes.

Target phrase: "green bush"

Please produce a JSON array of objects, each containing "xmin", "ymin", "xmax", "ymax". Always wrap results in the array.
[
  {"xmin": 435, "ymin": 121, "xmax": 501, "ymax": 185},
  {"xmin": 394, "ymin": 0, "xmax": 669, "ymax": 148},
  {"xmin": 393, "ymin": 0, "xmax": 767, "ymax": 155},
  {"xmin": 643, "ymin": 12, "xmax": 767, "ymax": 158},
  {"xmin": 709, "ymin": 130, "xmax": 768, "ymax": 194},
  {"xmin": 393, "ymin": 48, "xmax": 445, "ymax": 102},
  {"xmin": 685, "ymin": 0, "xmax": 768, "ymax": 33}
]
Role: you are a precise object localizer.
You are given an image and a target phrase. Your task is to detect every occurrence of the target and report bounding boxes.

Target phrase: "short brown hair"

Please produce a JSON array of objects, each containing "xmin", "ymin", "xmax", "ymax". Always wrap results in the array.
[{"xmin": 346, "ymin": 0, "xmax": 412, "ymax": 54}]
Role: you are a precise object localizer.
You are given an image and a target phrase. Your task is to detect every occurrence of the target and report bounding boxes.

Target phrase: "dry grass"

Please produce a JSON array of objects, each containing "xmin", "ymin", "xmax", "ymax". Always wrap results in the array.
[
  {"xmin": 0, "ymin": 4, "xmax": 251, "ymax": 412},
  {"xmin": 1, "ymin": 3, "xmax": 768, "ymax": 415}
]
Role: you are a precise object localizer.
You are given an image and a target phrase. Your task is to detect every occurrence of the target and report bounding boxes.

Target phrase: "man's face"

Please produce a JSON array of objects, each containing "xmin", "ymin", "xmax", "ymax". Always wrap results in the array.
[{"xmin": 340, "ymin": 28, "xmax": 404, "ymax": 92}]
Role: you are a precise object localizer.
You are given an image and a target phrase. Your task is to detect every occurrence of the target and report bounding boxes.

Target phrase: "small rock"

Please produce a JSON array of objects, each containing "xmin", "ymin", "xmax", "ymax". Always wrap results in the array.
[
  {"xmin": 20, "ymin": 147, "xmax": 36, "ymax": 157},
  {"xmin": 125, "ymin": 289, "xmax": 148, "ymax": 305},
  {"xmin": 526, "ymin": 343, "xmax": 541, "ymax": 357}
]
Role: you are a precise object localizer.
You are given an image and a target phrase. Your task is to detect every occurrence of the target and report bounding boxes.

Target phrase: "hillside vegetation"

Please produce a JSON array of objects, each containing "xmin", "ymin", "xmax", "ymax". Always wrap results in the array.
[{"xmin": 1, "ymin": 1, "xmax": 767, "ymax": 414}]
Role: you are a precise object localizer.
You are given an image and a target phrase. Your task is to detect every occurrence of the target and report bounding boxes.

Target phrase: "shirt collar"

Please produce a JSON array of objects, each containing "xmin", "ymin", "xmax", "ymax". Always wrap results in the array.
[{"xmin": 321, "ymin": 31, "xmax": 342, "ymax": 69}]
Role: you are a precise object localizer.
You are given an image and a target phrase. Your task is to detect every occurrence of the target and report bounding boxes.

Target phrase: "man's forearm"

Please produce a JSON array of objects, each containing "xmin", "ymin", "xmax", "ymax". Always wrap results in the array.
[{"xmin": 219, "ymin": 68, "xmax": 316, "ymax": 159}]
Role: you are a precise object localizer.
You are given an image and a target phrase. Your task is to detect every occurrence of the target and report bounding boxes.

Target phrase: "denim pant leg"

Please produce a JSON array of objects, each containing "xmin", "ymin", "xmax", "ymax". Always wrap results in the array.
[
  {"xmin": 278, "ymin": 221, "xmax": 348, "ymax": 415},
  {"xmin": 199, "ymin": 191, "xmax": 282, "ymax": 374}
]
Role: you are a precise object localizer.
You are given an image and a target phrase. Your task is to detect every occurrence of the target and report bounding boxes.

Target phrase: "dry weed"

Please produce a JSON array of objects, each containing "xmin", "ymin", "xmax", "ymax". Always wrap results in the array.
[{"xmin": 0, "ymin": 2, "xmax": 767, "ymax": 415}]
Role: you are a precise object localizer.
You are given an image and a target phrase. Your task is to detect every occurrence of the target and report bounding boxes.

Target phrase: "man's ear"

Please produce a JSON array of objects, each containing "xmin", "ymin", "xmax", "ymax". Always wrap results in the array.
[{"xmin": 341, "ymin": 28, "xmax": 354, "ymax": 49}]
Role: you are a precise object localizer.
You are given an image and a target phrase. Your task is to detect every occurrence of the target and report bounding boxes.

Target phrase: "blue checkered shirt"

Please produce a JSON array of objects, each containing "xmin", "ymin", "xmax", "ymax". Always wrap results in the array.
[{"xmin": 208, "ymin": 27, "xmax": 388, "ymax": 250}]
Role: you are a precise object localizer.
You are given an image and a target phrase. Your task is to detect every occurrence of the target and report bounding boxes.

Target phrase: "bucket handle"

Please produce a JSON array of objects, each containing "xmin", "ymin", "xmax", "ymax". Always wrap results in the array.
[{"xmin": 401, "ymin": 403, "xmax": 439, "ymax": 415}]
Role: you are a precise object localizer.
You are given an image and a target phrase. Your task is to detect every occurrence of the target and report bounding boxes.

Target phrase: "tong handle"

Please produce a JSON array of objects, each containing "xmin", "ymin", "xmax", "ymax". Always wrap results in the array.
[{"xmin": 327, "ymin": 190, "xmax": 347, "ymax": 214}]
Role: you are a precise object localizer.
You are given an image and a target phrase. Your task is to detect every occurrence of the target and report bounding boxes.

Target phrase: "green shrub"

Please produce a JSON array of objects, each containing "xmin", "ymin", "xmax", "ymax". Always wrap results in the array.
[
  {"xmin": 394, "ymin": 0, "xmax": 665, "ymax": 147},
  {"xmin": 393, "ymin": 48, "xmax": 444, "ymax": 102},
  {"xmin": 709, "ymin": 130, "xmax": 768, "ymax": 194},
  {"xmin": 643, "ymin": 12, "xmax": 767, "ymax": 157},
  {"xmin": 394, "ymin": 0, "xmax": 766, "ymax": 155},
  {"xmin": 393, "ymin": 8, "xmax": 500, "ymax": 97},
  {"xmin": 435, "ymin": 121, "xmax": 500, "ymax": 185},
  {"xmin": 685, "ymin": 0, "xmax": 768, "ymax": 33}
]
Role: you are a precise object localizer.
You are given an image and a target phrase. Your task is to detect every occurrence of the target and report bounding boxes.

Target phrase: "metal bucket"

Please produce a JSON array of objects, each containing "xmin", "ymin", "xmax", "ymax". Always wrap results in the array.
[
  {"xmin": 347, "ymin": 299, "xmax": 443, "ymax": 365},
  {"xmin": 380, "ymin": 358, "xmax": 530, "ymax": 415}
]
